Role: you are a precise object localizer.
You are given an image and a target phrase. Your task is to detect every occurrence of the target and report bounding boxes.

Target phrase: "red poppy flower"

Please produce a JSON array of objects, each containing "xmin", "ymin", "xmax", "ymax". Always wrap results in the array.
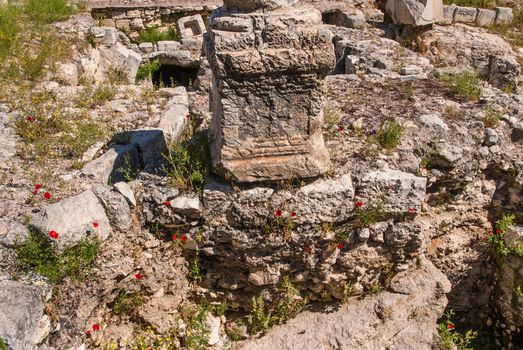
[
  {"xmin": 337, "ymin": 243, "xmax": 343, "ymax": 250},
  {"xmin": 185, "ymin": 114, "xmax": 192, "ymax": 119},
  {"xmin": 92, "ymin": 221, "xmax": 99, "ymax": 228},
  {"xmin": 275, "ymin": 210, "xmax": 282, "ymax": 217},
  {"xmin": 408, "ymin": 208, "xmax": 415, "ymax": 214},
  {"xmin": 447, "ymin": 323, "xmax": 454, "ymax": 330},
  {"xmin": 49, "ymin": 230, "xmax": 59, "ymax": 239},
  {"xmin": 495, "ymin": 229, "xmax": 501, "ymax": 235},
  {"xmin": 181, "ymin": 235, "xmax": 187, "ymax": 242},
  {"xmin": 304, "ymin": 247, "xmax": 312, "ymax": 254},
  {"xmin": 487, "ymin": 228, "xmax": 493, "ymax": 234},
  {"xmin": 135, "ymin": 273, "xmax": 142, "ymax": 280},
  {"xmin": 290, "ymin": 211, "xmax": 297, "ymax": 217},
  {"xmin": 337, "ymin": 126, "xmax": 344, "ymax": 132},
  {"xmin": 32, "ymin": 189, "xmax": 39, "ymax": 195},
  {"xmin": 165, "ymin": 201, "xmax": 171, "ymax": 206},
  {"xmin": 26, "ymin": 115, "xmax": 34, "ymax": 122},
  {"xmin": 43, "ymin": 192, "xmax": 52, "ymax": 199},
  {"xmin": 172, "ymin": 234, "xmax": 178, "ymax": 240},
  {"xmin": 34, "ymin": 184, "xmax": 42, "ymax": 190},
  {"xmin": 92, "ymin": 324, "xmax": 100, "ymax": 332},
  {"xmin": 85, "ymin": 330, "xmax": 91, "ymax": 336},
  {"xmin": 356, "ymin": 201, "xmax": 363, "ymax": 208}
]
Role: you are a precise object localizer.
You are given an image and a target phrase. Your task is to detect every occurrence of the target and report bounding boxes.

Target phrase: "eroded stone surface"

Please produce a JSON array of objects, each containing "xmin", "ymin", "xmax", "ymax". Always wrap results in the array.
[{"xmin": 206, "ymin": 4, "xmax": 335, "ymax": 182}]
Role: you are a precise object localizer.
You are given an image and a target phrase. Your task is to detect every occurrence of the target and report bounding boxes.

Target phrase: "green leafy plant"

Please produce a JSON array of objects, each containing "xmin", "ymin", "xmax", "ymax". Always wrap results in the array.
[
  {"xmin": 136, "ymin": 60, "xmax": 161, "ymax": 81},
  {"xmin": 488, "ymin": 214, "xmax": 515, "ymax": 257},
  {"xmin": 116, "ymin": 154, "xmax": 140, "ymax": 182},
  {"xmin": 375, "ymin": 119, "xmax": 405, "ymax": 150},
  {"xmin": 185, "ymin": 302, "xmax": 211, "ymax": 350},
  {"xmin": 340, "ymin": 281, "xmax": 355, "ymax": 304},
  {"xmin": 17, "ymin": 230, "xmax": 100, "ymax": 284},
  {"xmin": 439, "ymin": 72, "xmax": 481, "ymax": 101},
  {"xmin": 437, "ymin": 310, "xmax": 478, "ymax": 350},
  {"xmin": 0, "ymin": 336, "xmax": 7, "ymax": 350}
]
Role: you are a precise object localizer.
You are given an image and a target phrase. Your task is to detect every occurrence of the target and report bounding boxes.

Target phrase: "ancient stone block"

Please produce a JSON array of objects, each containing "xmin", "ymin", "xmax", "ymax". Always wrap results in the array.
[
  {"xmin": 224, "ymin": 0, "xmax": 298, "ymax": 11},
  {"xmin": 454, "ymin": 6, "xmax": 477, "ymax": 24},
  {"xmin": 177, "ymin": 14, "xmax": 206, "ymax": 39},
  {"xmin": 206, "ymin": 3, "xmax": 335, "ymax": 182},
  {"xmin": 476, "ymin": 8, "xmax": 496, "ymax": 27},
  {"xmin": 495, "ymin": 7, "xmax": 513, "ymax": 25},
  {"xmin": 440, "ymin": 4, "xmax": 456, "ymax": 25},
  {"xmin": 386, "ymin": 0, "xmax": 443, "ymax": 26}
]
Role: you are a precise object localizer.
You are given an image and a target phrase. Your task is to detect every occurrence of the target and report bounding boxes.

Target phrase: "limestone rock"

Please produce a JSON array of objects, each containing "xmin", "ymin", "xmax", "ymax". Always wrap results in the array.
[
  {"xmin": 129, "ymin": 129, "xmax": 168, "ymax": 173},
  {"xmin": 357, "ymin": 169, "xmax": 427, "ymax": 215},
  {"xmin": 114, "ymin": 181, "xmax": 137, "ymax": 207},
  {"xmin": 91, "ymin": 184, "xmax": 132, "ymax": 232},
  {"xmin": 82, "ymin": 144, "xmax": 141, "ymax": 184},
  {"xmin": 98, "ymin": 42, "xmax": 141, "ymax": 84},
  {"xmin": 31, "ymin": 190, "xmax": 111, "ymax": 250},
  {"xmin": 157, "ymin": 87, "xmax": 189, "ymax": 142},
  {"xmin": 206, "ymin": 5, "xmax": 334, "ymax": 182},
  {"xmin": 0, "ymin": 280, "xmax": 51, "ymax": 350},
  {"xmin": 234, "ymin": 260, "xmax": 449, "ymax": 350},
  {"xmin": 224, "ymin": 0, "xmax": 298, "ymax": 11},
  {"xmin": 386, "ymin": 0, "xmax": 443, "ymax": 26},
  {"xmin": 495, "ymin": 7, "xmax": 513, "ymax": 25},
  {"xmin": 0, "ymin": 220, "xmax": 29, "ymax": 248},
  {"xmin": 169, "ymin": 196, "xmax": 202, "ymax": 220},
  {"xmin": 440, "ymin": 4, "xmax": 456, "ymax": 25},
  {"xmin": 177, "ymin": 15, "xmax": 206, "ymax": 39},
  {"xmin": 290, "ymin": 174, "xmax": 355, "ymax": 224}
]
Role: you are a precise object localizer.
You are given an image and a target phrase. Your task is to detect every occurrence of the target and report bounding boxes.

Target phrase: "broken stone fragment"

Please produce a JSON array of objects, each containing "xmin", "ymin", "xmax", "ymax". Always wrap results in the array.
[
  {"xmin": 114, "ymin": 181, "xmax": 137, "ymax": 207},
  {"xmin": 31, "ymin": 190, "xmax": 111, "ymax": 251},
  {"xmin": 169, "ymin": 196, "xmax": 202, "ymax": 219},
  {"xmin": 224, "ymin": 0, "xmax": 298, "ymax": 11},
  {"xmin": 91, "ymin": 184, "xmax": 132, "ymax": 232},
  {"xmin": 82, "ymin": 143, "xmax": 140, "ymax": 184},
  {"xmin": 206, "ymin": 4, "xmax": 334, "ymax": 182}
]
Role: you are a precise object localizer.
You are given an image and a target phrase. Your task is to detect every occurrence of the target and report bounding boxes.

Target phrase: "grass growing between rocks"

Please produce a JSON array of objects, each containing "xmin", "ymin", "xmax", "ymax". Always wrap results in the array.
[
  {"xmin": 162, "ymin": 131, "xmax": 211, "ymax": 193},
  {"xmin": 438, "ymin": 72, "xmax": 481, "ymax": 101},
  {"xmin": 113, "ymin": 290, "xmax": 145, "ymax": 316},
  {"xmin": 136, "ymin": 26, "xmax": 181, "ymax": 44},
  {"xmin": 248, "ymin": 277, "xmax": 306, "ymax": 335},
  {"xmin": 375, "ymin": 119, "xmax": 405, "ymax": 151},
  {"xmin": 16, "ymin": 230, "xmax": 100, "ymax": 284},
  {"xmin": 488, "ymin": 214, "xmax": 523, "ymax": 258}
]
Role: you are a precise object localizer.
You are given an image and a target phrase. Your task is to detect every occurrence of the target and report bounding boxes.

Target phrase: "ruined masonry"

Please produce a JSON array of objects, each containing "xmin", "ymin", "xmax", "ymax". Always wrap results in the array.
[{"xmin": 206, "ymin": 0, "xmax": 335, "ymax": 182}]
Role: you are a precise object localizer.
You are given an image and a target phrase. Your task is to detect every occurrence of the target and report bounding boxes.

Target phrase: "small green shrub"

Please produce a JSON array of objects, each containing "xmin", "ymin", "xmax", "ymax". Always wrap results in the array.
[
  {"xmin": 188, "ymin": 252, "xmax": 202, "ymax": 284},
  {"xmin": 162, "ymin": 131, "xmax": 211, "ymax": 192},
  {"xmin": 116, "ymin": 154, "xmax": 140, "ymax": 182},
  {"xmin": 17, "ymin": 230, "xmax": 100, "ymax": 284},
  {"xmin": 323, "ymin": 104, "xmax": 342, "ymax": 130},
  {"xmin": 375, "ymin": 120, "xmax": 405, "ymax": 150},
  {"xmin": 136, "ymin": 60, "xmax": 161, "ymax": 81},
  {"xmin": 25, "ymin": 0, "xmax": 72, "ymax": 23},
  {"xmin": 76, "ymin": 85, "xmax": 117, "ymax": 108},
  {"xmin": 185, "ymin": 302, "xmax": 211, "ymax": 350},
  {"xmin": 137, "ymin": 26, "xmax": 180, "ymax": 44},
  {"xmin": 113, "ymin": 290, "xmax": 145, "ymax": 315},
  {"xmin": 437, "ymin": 310, "xmax": 478, "ymax": 350},
  {"xmin": 483, "ymin": 107, "xmax": 501, "ymax": 128},
  {"xmin": 439, "ymin": 72, "xmax": 481, "ymax": 101}
]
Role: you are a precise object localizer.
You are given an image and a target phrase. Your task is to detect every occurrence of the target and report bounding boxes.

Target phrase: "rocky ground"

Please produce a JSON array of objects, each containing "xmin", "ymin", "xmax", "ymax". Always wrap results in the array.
[{"xmin": 1, "ymin": 0, "xmax": 523, "ymax": 349}]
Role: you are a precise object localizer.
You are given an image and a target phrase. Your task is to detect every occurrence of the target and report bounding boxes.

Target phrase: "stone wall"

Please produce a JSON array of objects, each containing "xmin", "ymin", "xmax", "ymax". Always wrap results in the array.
[{"xmin": 440, "ymin": 5, "xmax": 513, "ymax": 27}]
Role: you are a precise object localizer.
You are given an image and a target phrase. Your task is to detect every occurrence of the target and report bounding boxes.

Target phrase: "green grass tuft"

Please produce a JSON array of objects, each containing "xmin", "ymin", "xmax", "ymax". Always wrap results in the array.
[
  {"xmin": 25, "ymin": 0, "xmax": 72, "ymax": 24},
  {"xmin": 137, "ymin": 26, "xmax": 180, "ymax": 44},
  {"xmin": 439, "ymin": 72, "xmax": 481, "ymax": 101},
  {"xmin": 16, "ymin": 230, "xmax": 100, "ymax": 284},
  {"xmin": 376, "ymin": 120, "xmax": 405, "ymax": 151}
]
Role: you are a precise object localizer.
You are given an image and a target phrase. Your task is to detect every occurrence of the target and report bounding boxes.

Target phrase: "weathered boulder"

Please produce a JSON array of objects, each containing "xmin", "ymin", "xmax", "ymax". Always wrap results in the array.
[
  {"xmin": 386, "ymin": 0, "xmax": 443, "ymax": 26},
  {"xmin": 234, "ymin": 259, "xmax": 450, "ymax": 350},
  {"xmin": 31, "ymin": 190, "xmax": 111, "ymax": 250},
  {"xmin": 0, "ymin": 220, "xmax": 29, "ymax": 248},
  {"xmin": 0, "ymin": 280, "xmax": 51, "ymax": 350},
  {"xmin": 206, "ymin": 3, "xmax": 334, "ymax": 182}
]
